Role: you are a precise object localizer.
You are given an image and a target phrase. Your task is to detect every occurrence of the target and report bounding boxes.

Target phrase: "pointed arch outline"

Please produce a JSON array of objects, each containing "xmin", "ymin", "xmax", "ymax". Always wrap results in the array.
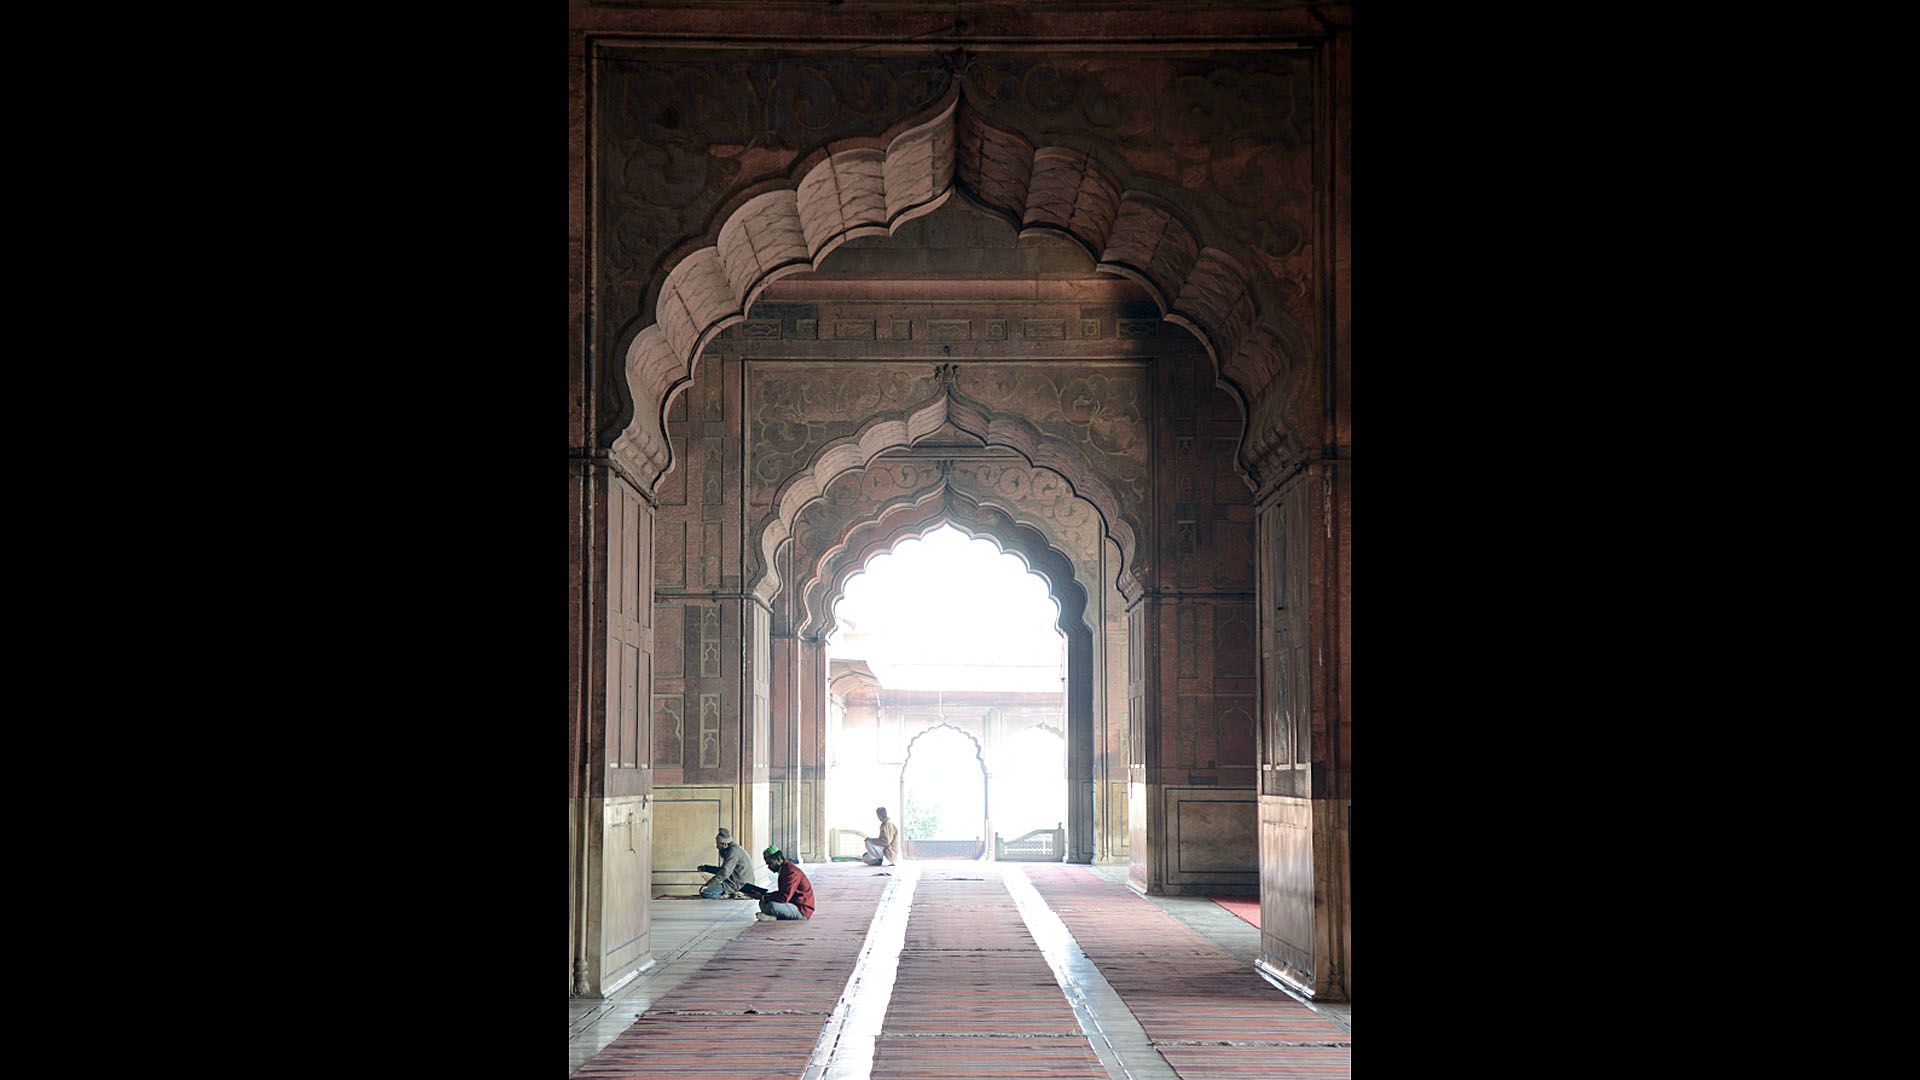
[
  {"xmin": 749, "ymin": 375, "xmax": 1143, "ymax": 606},
  {"xmin": 799, "ymin": 482, "xmax": 1093, "ymax": 646},
  {"xmin": 610, "ymin": 86, "xmax": 1315, "ymax": 494}
]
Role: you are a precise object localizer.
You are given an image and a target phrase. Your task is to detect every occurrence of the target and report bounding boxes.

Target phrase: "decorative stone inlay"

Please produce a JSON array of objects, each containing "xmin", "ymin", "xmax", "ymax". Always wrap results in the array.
[
  {"xmin": 741, "ymin": 319, "xmax": 781, "ymax": 339},
  {"xmin": 745, "ymin": 370, "xmax": 1147, "ymax": 604},
  {"xmin": 1023, "ymin": 318, "xmax": 1066, "ymax": 339},
  {"xmin": 929, "ymin": 319, "xmax": 970, "ymax": 341},
  {"xmin": 890, "ymin": 319, "xmax": 912, "ymax": 340},
  {"xmin": 1080, "ymin": 319, "xmax": 1101, "ymax": 339},
  {"xmin": 699, "ymin": 694, "xmax": 721, "ymax": 768},
  {"xmin": 835, "ymin": 319, "xmax": 876, "ymax": 340},
  {"xmin": 795, "ymin": 319, "xmax": 818, "ymax": 339},
  {"xmin": 1118, "ymin": 319, "xmax": 1158, "ymax": 338},
  {"xmin": 984, "ymin": 319, "xmax": 1008, "ymax": 340}
]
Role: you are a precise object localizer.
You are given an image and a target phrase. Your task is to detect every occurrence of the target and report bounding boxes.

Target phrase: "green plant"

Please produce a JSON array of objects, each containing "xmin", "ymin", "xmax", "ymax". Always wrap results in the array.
[{"xmin": 903, "ymin": 799, "xmax": 942, "ymax": 840}]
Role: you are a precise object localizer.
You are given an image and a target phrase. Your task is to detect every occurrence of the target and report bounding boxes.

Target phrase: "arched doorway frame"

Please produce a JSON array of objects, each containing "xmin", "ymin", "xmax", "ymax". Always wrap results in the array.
[
  {"xmin": 898, "ymin": 721, "xmax": 989, "ymax": 858},
  {"xmin": 797, "ymin": 488, "xmax": 1098, "ymax": 861},
  {"xmin": 610, "ymin": 86, "xmax": 1317, "ymax": 497},
  {"xmin": 571, "ymin": 29, "xmax": 1349, "ymax": 1004}
]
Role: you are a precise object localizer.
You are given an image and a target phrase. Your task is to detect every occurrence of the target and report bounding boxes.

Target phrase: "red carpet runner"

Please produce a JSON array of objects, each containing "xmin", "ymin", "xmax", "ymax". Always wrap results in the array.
[
  {"xmin": 873, "ymin": 867, "xmax": 1104, "ymax": 1079},
  {"xmin": 1209, "ymin": 894, "xmax": 1262, "ymax": 928},
  {"xmin": 574, "ymin": 864, "xmax": 889, "ymax": 1079},
  {"xmin": 1023, "ymin": 865, "xmax": 1350, "ymax": 1079}
]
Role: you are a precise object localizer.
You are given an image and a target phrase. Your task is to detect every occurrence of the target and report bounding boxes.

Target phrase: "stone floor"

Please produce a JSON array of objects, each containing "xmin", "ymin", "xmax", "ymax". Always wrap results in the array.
[{"xmin": 570, "ymin": 861, "xmax": 1351, "ymax": 1078}]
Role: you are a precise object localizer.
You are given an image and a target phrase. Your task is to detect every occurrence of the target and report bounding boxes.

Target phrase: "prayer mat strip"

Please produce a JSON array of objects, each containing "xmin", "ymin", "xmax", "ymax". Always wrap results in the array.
[
  {"xmin": 1209, "ymin": 894, "xmax": 1262, "ymax": 928},
  {"xmin": 575, "ymin": 864, "xmax": 889, "ymax": 1078},
  {"xmin": 872, "ymin": 867, "xmax": 1103, "ymax": 1078},
  {"xmin": 870, "ymin": 1037, "xmax": 1109, "ymax": 1079},
  {"xmin": 1022, "ymin": 864, "xmax": 1350, "ymax": 1078},
  {"xmin": 1157, "ymin": 1045, "xmax": 1354, "ymax": 1078}
]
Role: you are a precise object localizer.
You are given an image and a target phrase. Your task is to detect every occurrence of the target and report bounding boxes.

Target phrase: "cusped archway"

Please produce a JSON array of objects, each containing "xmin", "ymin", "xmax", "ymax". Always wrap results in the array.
[
  {"xmin": 806, "ymin": 495, "xmax": 1097, "ymax": 863},
  {"xmin": 749, "ymin": 367, "xmax": 1145, "ymax": 605},
  {"xmin": 611, "ymin": 90, "xmax": 1316, "ymax": 498}
]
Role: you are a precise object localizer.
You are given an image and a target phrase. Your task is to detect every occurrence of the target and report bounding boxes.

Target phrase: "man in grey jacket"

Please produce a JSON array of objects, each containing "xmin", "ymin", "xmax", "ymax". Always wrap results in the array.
[{"xmin": 697, "ymin": 829, "xmax": 755, "ymax": 898}]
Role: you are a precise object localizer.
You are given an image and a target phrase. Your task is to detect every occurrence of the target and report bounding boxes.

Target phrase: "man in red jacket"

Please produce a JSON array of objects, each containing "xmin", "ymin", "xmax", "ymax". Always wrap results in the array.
[{"xmin": 745, "ymin": 846, "xmax": 815, "ymax": 921}]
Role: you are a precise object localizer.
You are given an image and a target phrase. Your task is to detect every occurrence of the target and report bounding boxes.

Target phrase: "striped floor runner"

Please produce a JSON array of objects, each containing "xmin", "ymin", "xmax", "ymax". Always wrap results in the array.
[
  {"xmin": 1209, "ymin": 894, "xmax": 1262, "ymax": 928},
  {"xmin": 574, "ymin": 864, "xmax": 889, "ymax": 1079},
  {"xmin": 1022, "ymin": 865, "xmax": 1351, "ymax": 1079},
  {"xmin": 873, "ymin": 867, "xmax": 1104, "ymax": 1079}
]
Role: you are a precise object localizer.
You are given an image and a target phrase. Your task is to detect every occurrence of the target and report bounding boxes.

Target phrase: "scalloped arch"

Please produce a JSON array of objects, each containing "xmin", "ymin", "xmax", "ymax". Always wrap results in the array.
[
  {"xmin": 796, "ymin": 470, "xmax": 1104, "ymax": 641},
  {"xmin": 614, "ymin": 90, "xmax": 1313, "ymax": 491},
  {"xmin": 903, "ymin": 721, "xmax": 986, "ymax": 764},
  {"xmin": 749, "ymin": 380, "xmax": 1142, "ymax": 607},
  {"xmin": 801, "ymin": 485, "xmax": 1092, "ymax": 645}
]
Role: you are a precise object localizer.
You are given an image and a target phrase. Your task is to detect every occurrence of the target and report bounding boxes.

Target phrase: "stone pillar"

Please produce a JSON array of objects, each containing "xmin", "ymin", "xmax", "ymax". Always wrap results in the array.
[
  {"xmin": 1254, "ymin": 463, "xmax": 1349, "ymax": 1002},
  {"xmin": 769, "ymin": 623, "xmax": 803, "ymax": 859},
  {"xmin": 1252, "ymin": 18, "xmax": 1349, "ymax": 1002},
  {"xmin": 1065, "ymin": 614, "xmax": 1095, "ymax": 863},
  {"xmin": 798, "ymin": 636, "xmax": 829, "ymax": 861},
  {"xmin": 1129, "ymin": 348, "xmax": 1261, "ymax": 897},
  {"xmin": 646, "ymin": 346, "xmax": 776, "ymax": 892},
  {"xmin": 1097, "ymin": 545, "xmax": 1131, "ymax": 863},
  {"xmin": 1125, "ymin": 598, "xmax": 1155, "ymax": 893},
  {"xmin": 569, "ymin": 458, "xmax": 656, "ymax": 997},
  {"xmin": 743, "ymin": 601, "xmax": 774, "ymax": 856}
]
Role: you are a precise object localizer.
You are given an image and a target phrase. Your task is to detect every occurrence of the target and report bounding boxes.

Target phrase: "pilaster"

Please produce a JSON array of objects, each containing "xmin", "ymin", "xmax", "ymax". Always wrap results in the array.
[{"xmin": 569, "ymin": 460, "xmax": 658, "ymax": 997}]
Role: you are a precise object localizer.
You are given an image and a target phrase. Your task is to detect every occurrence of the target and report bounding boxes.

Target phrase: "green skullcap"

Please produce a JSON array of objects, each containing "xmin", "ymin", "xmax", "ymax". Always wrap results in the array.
[{"xmin": 763, "ymin": 846, "xmax": 782, "ymax": 858}]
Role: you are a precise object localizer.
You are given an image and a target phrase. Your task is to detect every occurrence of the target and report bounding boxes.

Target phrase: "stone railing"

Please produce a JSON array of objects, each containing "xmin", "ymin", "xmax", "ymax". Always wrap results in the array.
[{"xmin": 994, "ymin": 824, "xmax": 1066, "ymax": 862}]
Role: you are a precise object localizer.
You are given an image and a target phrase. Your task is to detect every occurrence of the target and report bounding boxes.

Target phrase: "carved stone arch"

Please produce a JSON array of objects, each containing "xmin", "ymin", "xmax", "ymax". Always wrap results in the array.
[
  {"xmin": 612, "ymin": 86, "xmax": 1316, "ymax": 495},
  {"xmin": 749, "ymin": 378, "xmax": 1144, "ymax": 606},
  {"xmin": 787, "ymin": 458, "xmax": 1105, "ymax": 643},
  {"xmin": 903, "ymin": 720, "xmax": 986, "ymax": 766},
  {"xmin": 819, "ymin": 490, "xmax": 1098, "ymax": 864},
  {"xmin": 803, "ymin": 485, "xmax": 1090, "ymax": 646}
]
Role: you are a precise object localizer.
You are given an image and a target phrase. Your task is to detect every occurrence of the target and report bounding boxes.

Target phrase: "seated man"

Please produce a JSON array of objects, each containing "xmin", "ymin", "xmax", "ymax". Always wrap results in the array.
[
  {"xmin": 740, "ymin": 846, "xmax": 815, "ymax": 921},
  {"xmin": 695, "ymin": 828, "xmax": 754, "ymax": 898},
  {"xmin": 862, "ymin": 806, "xmax": 900, "ymax": 866}
]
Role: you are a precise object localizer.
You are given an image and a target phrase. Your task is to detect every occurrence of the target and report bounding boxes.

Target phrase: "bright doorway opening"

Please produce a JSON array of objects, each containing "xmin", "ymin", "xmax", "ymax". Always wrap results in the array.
[{"xmin": 826, "ymin": 524, "xmax": 1067, "ymax": 861}]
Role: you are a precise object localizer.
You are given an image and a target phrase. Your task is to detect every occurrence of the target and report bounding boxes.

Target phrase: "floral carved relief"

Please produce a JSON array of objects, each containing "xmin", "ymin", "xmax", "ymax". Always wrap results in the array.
[
  {"xmin": 749, "ymin": 368, "xmax": 941, "ymax": 501},
  {"xmin": 744, "ymin": 362, "xmax": 1149, "ymax": 599},
  {"xmin": 953, "ymin": 54, "xmax": 1315, "ymax": 321},
  {"xmin": 955, "ymin": 366, "xmax": 1150, "ymax": 513},
  {"xmin": 784, "ymin": 455, "xmax": 1109, "ymax": 639},
  {"xmin": 597, "ymin": 55, "xmax": 953, "ymax": 325}
]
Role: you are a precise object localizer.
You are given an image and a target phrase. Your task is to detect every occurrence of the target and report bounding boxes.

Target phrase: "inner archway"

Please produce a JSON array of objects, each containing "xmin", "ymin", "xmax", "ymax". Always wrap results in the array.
[
  {"xmin": 899, "ymin": 724, "xmax": 987, "ymax": 859},
  {"xmin": 826, "ymin": 522, "xmax": 1069, "ymax": 861}
]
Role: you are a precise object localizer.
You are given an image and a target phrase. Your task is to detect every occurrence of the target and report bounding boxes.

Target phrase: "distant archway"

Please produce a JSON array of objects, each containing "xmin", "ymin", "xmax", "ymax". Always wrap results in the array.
[
  {"xmin": 810, "ymin": 494, "xmax": 1096, "ymax": 862},
  {"xmin": 900, "ymin": 723, "xmax": 988, "ymax": 860}
]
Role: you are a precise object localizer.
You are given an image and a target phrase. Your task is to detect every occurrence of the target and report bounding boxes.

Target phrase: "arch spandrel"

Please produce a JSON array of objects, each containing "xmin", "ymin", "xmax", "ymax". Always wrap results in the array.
[
  {"xmin": 750, "ymin": 362, "xmax": 1147, "ymax": 546},
  {"xmin": 746, "ymin": 373, "xmax": 1144, "ymax": 606},
  {"xmin": 598, "ymin": 54, "xmax": 1321, "ymax": 490}
]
